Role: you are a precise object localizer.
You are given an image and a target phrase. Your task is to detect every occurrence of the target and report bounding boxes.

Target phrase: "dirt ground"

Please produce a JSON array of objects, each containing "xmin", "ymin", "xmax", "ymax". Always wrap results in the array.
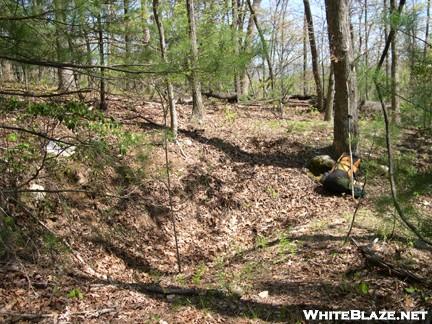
[{"xmin": 1, "ymin": 99, "xmax": 431, "ymax": 323}]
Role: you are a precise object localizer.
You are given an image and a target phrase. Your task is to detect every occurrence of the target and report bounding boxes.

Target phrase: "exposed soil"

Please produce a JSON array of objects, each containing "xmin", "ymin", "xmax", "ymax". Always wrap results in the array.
[{"xmin": 1, "ymin": 99, "xmax": 431, "ymax": 323}]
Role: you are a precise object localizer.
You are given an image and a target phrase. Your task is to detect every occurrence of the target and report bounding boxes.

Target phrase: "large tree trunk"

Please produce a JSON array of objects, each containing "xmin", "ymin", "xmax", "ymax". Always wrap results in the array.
[
  {"xmin": 390, "ymin": 0, "xmax": 400, "ymax": 124},
  {"xmin": 325, "ymin": 0, "xmax": 359, "ymax": 155},
  {"xmin": 303, "ymin": 0, "xmax": 323, "ymax": 111},
  {"xmin": 186, "ymin": 0, "xmax": 204, "ymax": 122},
  {"xmin": 153, "ymin": 0, "xmax": 178, "ymax": 138}
]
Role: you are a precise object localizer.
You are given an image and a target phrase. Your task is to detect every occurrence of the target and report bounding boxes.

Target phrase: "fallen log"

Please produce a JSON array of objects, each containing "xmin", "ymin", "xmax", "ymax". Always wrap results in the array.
[{"xmin": 202, "ymin": 91, "xmax": 238, "ymax": 103}]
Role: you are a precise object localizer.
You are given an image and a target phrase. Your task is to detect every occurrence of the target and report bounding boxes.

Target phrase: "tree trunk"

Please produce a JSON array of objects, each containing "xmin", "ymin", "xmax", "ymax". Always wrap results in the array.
[
  {"xmin": 97, "ymin": 12, "xmax": 107, "ymax": 111},
  {"xmin": 324, "ymin": 63, "xmax": 335, "ymax": 122},
  {"xmin": 303, "ymin": 15, "xmax": 308, "ymax": 96},
  {"xmin": 1, "ymin": 60, "xmax": 14, "ymax": 82},
  {"xmin": 384, "ymin": 0, "xmax": 390, "ymax": 88},
  {"xmin": 54, "ymin": 0, "xmax": 73, "ymax": 91},
  {"xmin": 124, "ymin": 0, "xmax": 131, "ymax": 90},
  {"xmin": 246, "ymin": 0, "xmax": 274, "ymax": 93},
  {"xmin": 141, "ymin": 0, "xmax": 151, "ymax": 45},
  {"xmin": 364, "ymin": 0, "xmax": 369, "ymax": 100},
  {"xmin": 303, "ymin": 0, "xmax": 323, "ymax": 111},
  {"xmin": 186, "ymin": 0, "xmax": 204, "ymax": 122},
  {"xmin": 325, "ymin": 0, "xmax": 359, "ymax": 155},
  {"xmin": 241, "ymin": 0, "xmax": 261, "ymax": 97},
  {"xmin": 232, "ymin": 0, "xmax": 241, "ymax": 97},
  {"xmin": 390, "ymin": 0, "xmax": 400, "ymax": 124},
  {"xmin": 425, "ymin": 0, "xmax": 430, "ymax": 57},
  {"xmin": 153, "ymin": 0, "xmax": 178, "ymax": 139}
]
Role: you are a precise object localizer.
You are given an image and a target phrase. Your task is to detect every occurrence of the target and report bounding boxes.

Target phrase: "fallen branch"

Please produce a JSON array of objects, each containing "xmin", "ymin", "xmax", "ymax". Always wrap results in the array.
[
  {"xmin": 351, "ymin": 238, "xmax": 426, "ymax": 284},
  {"xmin": 202, "ymin": 91, "xmax": 238, "ymax": 103},
  {"xmin": 0, "ymin": 308, "xmax": 116, "ymax": 321},
  {"xmin": 0, "ymin": 124, "xmax": 77, "ymax": 146},
  {"xmin": 0, "ymin": 89, "xmax": 92, "ymax": 98}
]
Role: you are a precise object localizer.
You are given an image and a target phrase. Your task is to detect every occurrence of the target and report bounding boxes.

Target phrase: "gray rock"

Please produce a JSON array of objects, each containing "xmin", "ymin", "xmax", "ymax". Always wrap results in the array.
[{"xmin": 307, "ymin": 155, "xmax": 335, "ymax": 176}]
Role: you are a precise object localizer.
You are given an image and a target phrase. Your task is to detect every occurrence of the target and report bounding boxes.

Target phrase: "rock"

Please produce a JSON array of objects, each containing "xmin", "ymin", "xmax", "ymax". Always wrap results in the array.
[
  {"xmin": 29, "ymin": 183, "xmax": 45, "ymax": 201},
  {"xmin": 229, "ymin": 284, "xmax": 244, "ymax": 297},
  {"xmin": 166, "ymin": 294, "xmax": 176, "ymax": 301},
  {"xmin": 307, "ymin": 155, "xmax": 335, "ymax": 176},
  {"xmin": 183, "ymin": 139, "xmax": 193, "ymax": 146},
  {"xmin": 258, "ymin": 290, "xmax": 269, "ymax": 299},
  {"xmin": 46, "ymin": 141, "xmax": 76, "ymax": 158},
  {"xmin": 378, "ymin": 164, "xmax": 389, "ymax": 176}
]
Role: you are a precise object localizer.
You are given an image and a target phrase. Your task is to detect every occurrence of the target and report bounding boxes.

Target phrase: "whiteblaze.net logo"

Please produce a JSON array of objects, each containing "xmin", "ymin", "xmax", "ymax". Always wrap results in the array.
[{"xmin": 303, "ymin": 309, "xmax": 429, "ymax": 321}]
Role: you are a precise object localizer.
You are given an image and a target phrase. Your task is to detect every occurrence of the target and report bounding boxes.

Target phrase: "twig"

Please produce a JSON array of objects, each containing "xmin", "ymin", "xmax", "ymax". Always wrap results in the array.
[
  {"xmin": 0, "ymin": 124, "xmax": 77, "ymax": 146},
  {"xmin": 154, "ymin": 86, "xmax": 182, "ymax": 273}
]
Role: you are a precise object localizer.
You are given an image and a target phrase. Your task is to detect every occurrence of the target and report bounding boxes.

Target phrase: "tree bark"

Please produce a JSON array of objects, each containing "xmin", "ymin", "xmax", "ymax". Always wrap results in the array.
[
  {"xmin": 97, "ymin": 12, "xmax": 107, "ymax": 111},
  {"xmin": 325, "ymin": 0, "xmax": 359, "ymax": 155},
  {"xmin": 186, "ymin": 0, "xmax": 204, "ymax": 122},
  {"xmin": 153, "ymin": 0, "xmax": 178, "ymax": 138},
  {"xmin": 390, "ymin": 0, "xmax": 400, "ymax": 124},
  {"xmin": 425, "ymin": 0, "xmax": 430, "ymax": 57},
  {"xmin": 324, "ymin": 63, "xmax": 334, "ymax": 121},
  {"xmin": 232, "ymin": 0, "xmax": 241, "ymax": 97},
  {"xmin": 53, "ymin": 0, "xmax": 73, "ymax": 91},
  {"xmin": 1, "ymin": 60, "xmax": 14, "ymax": 82},
  {"xmin": 246, "ymin": 0, "xmax": 274, "ymax": 93},
  {"xmin": 241, "ymin": 0, "xmax": 261, "ymax": 97},
  {"xmin": 303, "ymin": 15, "xmax": 308, "ymax": 96},
  {"xmin": 303, "ymin": 0, "xmax": 324, "ymax": 111}
]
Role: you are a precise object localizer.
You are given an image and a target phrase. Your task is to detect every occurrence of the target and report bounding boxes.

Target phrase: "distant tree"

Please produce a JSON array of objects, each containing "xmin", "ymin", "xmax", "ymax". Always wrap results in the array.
[
  {"xmin": 153, "ymin": 0, "xmax": 178, "ymax": 138},
  {"xmin": 186, "ymin": 0, "xmax": 205, "ymax": 122},
  {"xmin": 390, "ymin": 0, "xmax": 400, "ymax": 124},
  {"xmin": 303, "ymin": 0, "xmax": 324, "ymax": 111}
]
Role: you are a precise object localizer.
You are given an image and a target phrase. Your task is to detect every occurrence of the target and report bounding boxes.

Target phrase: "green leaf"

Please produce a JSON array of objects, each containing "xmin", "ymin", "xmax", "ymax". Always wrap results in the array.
[
  {"xmin": 358, "ymin": 282, "xmax": 369, "ymax": 295},
  {"xmin": 6, "ymin": 133, "xmax": 18, "ymax": 142},
  {"xmin": 404, "ymin": 286, "xmax": 417, "ymax": 294},
  {"xmin": 67, "ymin": 288, "xmax": 84, "ymax": 299}
]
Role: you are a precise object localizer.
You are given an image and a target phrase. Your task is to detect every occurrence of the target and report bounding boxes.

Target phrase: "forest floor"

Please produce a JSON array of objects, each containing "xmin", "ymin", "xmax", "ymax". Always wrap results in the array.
[{"xmin": 1, "ymin": 98, "xmax": 432, "ymax": 323}]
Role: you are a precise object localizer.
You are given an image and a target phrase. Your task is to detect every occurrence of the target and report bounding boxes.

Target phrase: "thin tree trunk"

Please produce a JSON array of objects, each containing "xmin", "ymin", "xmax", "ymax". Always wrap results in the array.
[
  {"xmin": 303, "ymin": 15, "xmax": 308, "ymax": 96},
  {"xmin": 390, "ymin": 0, "xmax": 400, "ymax": 124},
  {"xmin": 364, "ymin": 0, "xmax": 369, "ymax": 99},
  {"xmin": 97, "ymin": 13, "xmax": 107, "ymax": 111},
  {"xmin": 186, "ymin": 0, "xmax": 204, "ymax": 122},
  {"xmin": 384, "ymin": 0, "xmax": 390, "ymax": 88},
  {"xmin": 303, "ymin": 0, "xmax": 323, "ymax": 111},
  {"xmin": 141, "ymin": 0, "xmax": 151, "ymax": 45},
  {"xmin": 232, "ymin": 0, "xmax": 241, "ymax": 99},
  {"xmin": 153, "ymin": 0, "xmax": 178, "ymax": 139},
  {"xmin": 425, "ymin": 0, "xmax": 430, "ymax": 57},
  {"xmin": 124, "ymin": 0, "xmax": 131, "ymax": 90},
  {"xmin": 241, "ymin": 0, "xmax": 260, "ymax": 97},
  {"xmin": 246, "ymin": 0, "xmax": 274, "ymax": 93},
  {"xmin": 325, "ymin": 0, "xmax": 359, "ymax": 155},
  {"xmin": 324, "ymin": 63, "xmax": 334, "ymax": 121}
]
